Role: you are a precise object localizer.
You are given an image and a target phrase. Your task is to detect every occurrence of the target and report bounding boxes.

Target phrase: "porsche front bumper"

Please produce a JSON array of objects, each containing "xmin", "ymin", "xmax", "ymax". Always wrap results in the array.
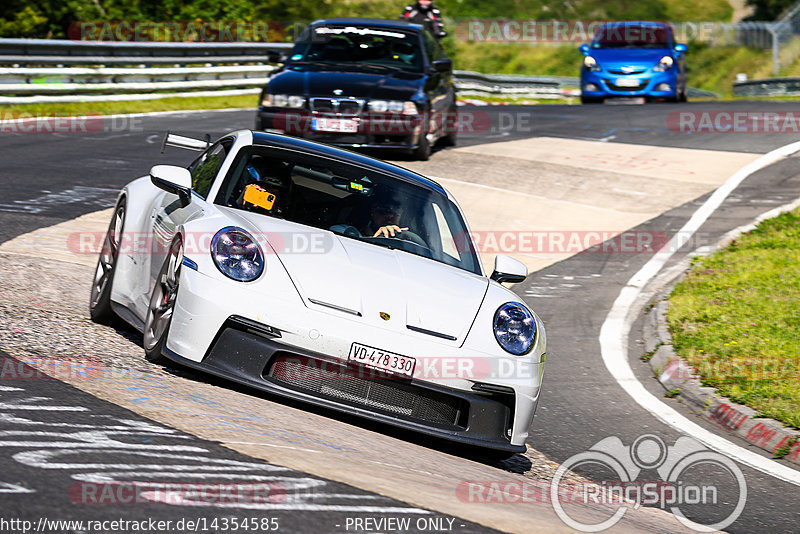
[{"xmin": 163, "ymin": 316, "xmax": 526, "ymax": 453}]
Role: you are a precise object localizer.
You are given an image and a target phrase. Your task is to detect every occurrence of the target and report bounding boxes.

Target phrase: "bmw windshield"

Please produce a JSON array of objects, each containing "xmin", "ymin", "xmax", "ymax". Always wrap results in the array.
[{"xmin": 288, "ymin": 25, "xmax": 424, "ymax": 73}]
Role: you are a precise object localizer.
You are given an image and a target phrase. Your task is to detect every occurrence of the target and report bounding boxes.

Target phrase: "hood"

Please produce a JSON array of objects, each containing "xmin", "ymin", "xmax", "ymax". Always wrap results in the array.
[
  {"xmin": 589, "ymin": 48, "xmax": 673, "ymax": 70},
  {"xmin": 268, "ymin": 66, "xmax": 423, "ymax": 101},
  {"xmin": 230, "ymin": 211, "xmax": 488, "ymax": 345}
]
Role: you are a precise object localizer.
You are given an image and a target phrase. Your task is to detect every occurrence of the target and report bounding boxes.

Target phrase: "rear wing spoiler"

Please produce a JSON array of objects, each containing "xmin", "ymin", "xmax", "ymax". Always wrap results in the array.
[{"xmin": 160, "ymin": 132, "xmax": 211, "ymax": 153}]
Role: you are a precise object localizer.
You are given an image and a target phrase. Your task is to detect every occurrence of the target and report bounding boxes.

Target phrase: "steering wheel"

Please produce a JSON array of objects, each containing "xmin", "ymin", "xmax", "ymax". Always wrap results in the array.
[{"xmin": 391, "ymin": 229, "xmax": 428, "ymax": 248}]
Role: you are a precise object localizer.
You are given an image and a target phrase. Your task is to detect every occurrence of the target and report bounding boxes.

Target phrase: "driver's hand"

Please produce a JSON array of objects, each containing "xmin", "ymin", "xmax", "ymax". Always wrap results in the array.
[{"xmin": 373, "ymin": 225, "xmax": 409, "ymax": 238}]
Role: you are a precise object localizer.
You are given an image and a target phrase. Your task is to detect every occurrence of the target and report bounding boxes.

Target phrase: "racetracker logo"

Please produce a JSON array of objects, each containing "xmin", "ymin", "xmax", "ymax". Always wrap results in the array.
[
  {"xmin": 456, "ymin": 20, "xmax": 609, "ymax": 43},
  {"xmin": 68, "ymin": 21, "xmax": 288, "ymax": 42},
  {"xmin": 69, "ymin": 481, "xmax": 287, "ymax": 505},
  {"xmin": 0, "ymin": 357, "xmax": 104, "ymax": 380},
  {"xmin": 67, "ymin": 231, "xmax": 334, "ymax": 255},
  {"xmin": 550, "ymin": 434, "xmax": 746, "ymax": 532},
  {"xmin": 0, "ymin": 113, "xmax": 143, "ymax": 134},
  {"xmin": 668, "ymin": 111, "xmax": 800, "ymax": 133},
  {"xmin": 271, "ymin": 356, "xmax": 540, "ymax": 382},
  {"xmin": 266, "ymin": 110, "xmax": 534, "ymax": 136},
  {"xmin": 460, "ymin": 230, "xmax": 707, "ymax": 255}
]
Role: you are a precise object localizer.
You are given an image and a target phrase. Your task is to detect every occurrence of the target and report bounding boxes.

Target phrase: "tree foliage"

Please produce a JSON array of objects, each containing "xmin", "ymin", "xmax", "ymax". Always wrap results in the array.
[{"xmin": 0, "ymin": 0, "xmax": 738, "ymax": 39}]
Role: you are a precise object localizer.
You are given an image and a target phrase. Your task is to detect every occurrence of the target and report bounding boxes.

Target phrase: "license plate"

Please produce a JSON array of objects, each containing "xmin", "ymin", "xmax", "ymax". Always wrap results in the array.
[
  {"xmin": 348, "ymin": 343, "xmax": 416, "ymax": 378},
  {"xmin": 614, "ymin": 78, "xmax": 640, "ymax": 88},
  {"xmin": 312, "ymin": 117, "xmax": 358, "ymax": 133}
]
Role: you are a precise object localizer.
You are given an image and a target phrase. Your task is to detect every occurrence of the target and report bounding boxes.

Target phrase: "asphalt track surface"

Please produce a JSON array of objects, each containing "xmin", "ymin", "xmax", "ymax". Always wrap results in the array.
[{"xmin": 2, "ymin": 102, "xmax": 800, "ymax": 532}]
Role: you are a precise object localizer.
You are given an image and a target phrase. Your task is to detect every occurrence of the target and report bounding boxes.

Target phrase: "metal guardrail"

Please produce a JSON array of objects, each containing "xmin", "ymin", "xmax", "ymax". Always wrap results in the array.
[
  {"xmin": 733, "ymin": 77, "xmax": 800, "ymax": 96},
  {"xmin": 0, "ymin": 39, "xmax": 718, "ymax": 103},
  {"xmin": 0, "ymin": 38, "xmax": 292, "ymax": 65}
]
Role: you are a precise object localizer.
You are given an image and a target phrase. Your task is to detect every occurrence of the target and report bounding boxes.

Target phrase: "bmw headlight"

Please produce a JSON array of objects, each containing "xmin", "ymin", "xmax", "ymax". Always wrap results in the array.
[
  {"xmin": 369, "ymin": 100, "xmax": 418, "ymax": 115},
  {"xmin": 211, "ymin": 227, "xmax": 264, "ymax": 282},
  {"xmin": 653, "ymin": 56, "xmax": 674, "ymax": 72},
  {"xmin": 584, "ymin": 56, "xmax": 600, "ymax": 72},
  {"xmin": 262, "ymin": 94, "xmax": 305, "ymax": 108},
  {"xmin": 494, "ymin": 302, "xmax": 536, "ymax": 355}
]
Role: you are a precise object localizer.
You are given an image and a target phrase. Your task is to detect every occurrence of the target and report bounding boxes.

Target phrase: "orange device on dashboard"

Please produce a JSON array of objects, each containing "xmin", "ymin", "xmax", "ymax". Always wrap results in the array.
[{"xmin": 243, "ymin": 184, "xmax": 276, "ymax": 211}]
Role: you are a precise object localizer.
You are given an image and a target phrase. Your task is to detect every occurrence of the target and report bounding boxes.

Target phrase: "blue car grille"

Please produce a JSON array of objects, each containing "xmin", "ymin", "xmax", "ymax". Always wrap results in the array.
[
  {"xmin": 608, "ymin": 68, "xmax": 646, "ymax": 75},
  {"xmin": 605, "ymin": 79, "xmax": 650, "ymax": 91}
]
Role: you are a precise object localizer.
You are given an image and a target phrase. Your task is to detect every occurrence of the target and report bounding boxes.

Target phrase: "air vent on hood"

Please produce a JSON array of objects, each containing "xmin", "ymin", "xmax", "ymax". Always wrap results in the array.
[
  {"xmin": 308, "ymin": 298, "xmax": 362, "ymax": 317},
  {"xmin": 406, "ymin": 325, "xmax": 457, "ymax": 341}
]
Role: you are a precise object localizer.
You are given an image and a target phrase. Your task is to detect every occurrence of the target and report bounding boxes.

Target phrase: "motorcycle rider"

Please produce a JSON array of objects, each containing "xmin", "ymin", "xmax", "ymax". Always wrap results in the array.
[{"xmin": 401, "ymin": 0, "xmax": 447, "ymax": 39}]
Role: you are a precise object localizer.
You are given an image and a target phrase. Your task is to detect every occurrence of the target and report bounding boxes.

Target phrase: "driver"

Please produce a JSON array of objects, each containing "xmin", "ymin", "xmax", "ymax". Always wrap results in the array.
[{"xmin": 363, "ymin": 192, "xmax": 408, "ymax": 238}]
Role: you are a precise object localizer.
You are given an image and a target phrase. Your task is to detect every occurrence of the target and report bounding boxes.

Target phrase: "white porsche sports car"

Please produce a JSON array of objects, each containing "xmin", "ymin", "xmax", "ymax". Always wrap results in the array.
[{"xmin": 90, "ymin": 130, "xmax": 546, "ymax": 454}]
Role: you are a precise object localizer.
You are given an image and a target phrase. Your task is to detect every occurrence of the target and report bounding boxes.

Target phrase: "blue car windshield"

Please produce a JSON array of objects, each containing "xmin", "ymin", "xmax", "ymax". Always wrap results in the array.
[
  {"xmin": 592, "ymin": 25, "xmax": 671, "ymax": 49},
  {"xmin": 288, "ymin": 25, "xmax": 424, "ymax": 73}
]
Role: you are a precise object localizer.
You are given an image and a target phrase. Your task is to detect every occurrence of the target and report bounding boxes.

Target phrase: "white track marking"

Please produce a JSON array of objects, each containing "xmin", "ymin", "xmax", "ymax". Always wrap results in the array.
[{"xmin": 599, "ymin": 140, "xmax": 800, "ymax": 486}]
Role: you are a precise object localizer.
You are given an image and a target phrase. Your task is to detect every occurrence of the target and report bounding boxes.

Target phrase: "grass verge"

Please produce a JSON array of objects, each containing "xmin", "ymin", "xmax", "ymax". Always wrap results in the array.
[
  {"xmin": 667, "ymin": 207, "xmax": 800, "ymax": 429},
  {"xmin": 0, "ymin": 93, "xmax": 258, "ymax": 117}
]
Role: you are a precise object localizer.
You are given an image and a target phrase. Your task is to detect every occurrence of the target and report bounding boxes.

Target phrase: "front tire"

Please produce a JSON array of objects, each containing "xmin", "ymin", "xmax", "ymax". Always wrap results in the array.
[
  {"xmin": 439, "ymin": 105, "xmax": 458, "ymax": 147},
  {"xmin": 89, "ymin": 199, "xmax": 125, "ymax": 324},
  {"xmin": 143, "ymin": 236, "xmax": 183, "ymax": 364},
  {"xmin": 581, "ymin": 96, "xmax": 602, "ymax": 104},
  {"xmin": 413, "ymin": 131, "xmax": 431, "ymax": 161}
]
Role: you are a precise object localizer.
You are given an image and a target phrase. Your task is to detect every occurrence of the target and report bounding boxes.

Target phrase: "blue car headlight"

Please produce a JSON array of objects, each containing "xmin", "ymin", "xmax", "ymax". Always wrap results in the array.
[
  {"xmin": 211, "ymin": 227, "xmax": 264, "ymax": 282},
  {"xmin": 493, "ymin": 302, "xmax": 536, "ymax": 355},
  {"xmin": 584, "ymin": 56, "xmax": 601, "ymax": 72},
  {"xmin": 653, "ymin": 56, "xmax": 674, "ymax": 72}
]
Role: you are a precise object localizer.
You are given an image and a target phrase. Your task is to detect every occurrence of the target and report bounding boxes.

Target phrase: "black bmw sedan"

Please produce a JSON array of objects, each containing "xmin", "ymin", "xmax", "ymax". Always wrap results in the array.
[{"xmin": 255, "ymin": 18, "xmax": 457, "ymax": 160}]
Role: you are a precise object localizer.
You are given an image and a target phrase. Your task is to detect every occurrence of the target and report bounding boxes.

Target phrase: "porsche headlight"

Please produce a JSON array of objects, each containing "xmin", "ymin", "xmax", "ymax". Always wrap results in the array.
[
  {"xmin": 493, "ymin": 302, "xmax": 536, "ymax": 355},
  {"xmin": 211, "ymin": 227, "xmax": 264, "ymax": 282},
  {"xmin": 653, "ymin": 56, "xmax": 674, "ymax": 72},
  {"xmin": 262, "ymin": 94, "xmax": 305, "ymax": 108},
  {"xmin": 369, "ymin": 100, "xmax": 418, "ymax": 115},
  {"xmin": 584, "ymin": 56, "xmax": 600, "ymax": 72}
]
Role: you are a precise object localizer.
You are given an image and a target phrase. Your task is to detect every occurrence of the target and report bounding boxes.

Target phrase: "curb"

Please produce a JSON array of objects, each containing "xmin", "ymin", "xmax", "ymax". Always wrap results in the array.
[{"xmin": 641, "ymin": 201, "xmax": 800, "ymax": 467}]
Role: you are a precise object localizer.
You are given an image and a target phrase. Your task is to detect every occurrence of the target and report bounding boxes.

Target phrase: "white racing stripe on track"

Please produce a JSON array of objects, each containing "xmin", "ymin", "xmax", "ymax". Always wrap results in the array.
[{"xmin": 599, "ymin": 140, "xmax": 800, "ymax": 486}]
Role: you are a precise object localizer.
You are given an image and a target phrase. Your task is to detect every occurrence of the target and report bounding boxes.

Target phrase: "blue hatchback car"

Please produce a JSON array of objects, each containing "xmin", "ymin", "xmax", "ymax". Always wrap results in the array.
[{"xmin": 579, "ymin": 21, "xmax": 688, "ymax": 103}]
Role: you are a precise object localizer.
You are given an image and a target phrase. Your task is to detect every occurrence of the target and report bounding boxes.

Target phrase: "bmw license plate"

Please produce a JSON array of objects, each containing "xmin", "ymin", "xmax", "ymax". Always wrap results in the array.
[
  {"xmin": 614, "ymin": 78, "xmax": 640, "ymax": 88},
  {"xmin": 312, "ymin": 117, "xmax": 358, "ymax": 133},
  {"xmin": 348, "ymin": 343, "xmax": 416, "ymax": 378}
]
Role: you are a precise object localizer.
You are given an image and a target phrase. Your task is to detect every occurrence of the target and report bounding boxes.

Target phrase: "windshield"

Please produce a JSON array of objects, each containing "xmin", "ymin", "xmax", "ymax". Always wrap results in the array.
[
  {"xmin": 214, "ymin": 146, "xmax": 481, "ymax": 275},
  {"xmin": 591, "ymin": 25, "xmax": 672, "ymax": 49},
  {"xmin": 288, "ymin": 25, "xmax": 424, "ymax": 72}
]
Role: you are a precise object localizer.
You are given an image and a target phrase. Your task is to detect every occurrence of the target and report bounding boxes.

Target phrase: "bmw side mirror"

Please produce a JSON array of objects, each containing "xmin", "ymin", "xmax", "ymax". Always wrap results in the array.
[
  {"xmin": 674, "ymin": 43, "xmax": 688, "ymax": 54},
  {"xmin": 150, "ymin": 165, "xmax": 192, "ymax": 207},
  {"xmin": 579, "ymin": 44, "xmax": 590, "ymax": 56},
  {"xmin": 432, "ymin": 59, "xmax": 452, "ymax": 73},
  {"xmin": 490, "ymin": 255, "xmax": 527, "ymax": 284},
  {"xmin": 267, "ymin": 50, "xmax": 287, "ymax": 63}
]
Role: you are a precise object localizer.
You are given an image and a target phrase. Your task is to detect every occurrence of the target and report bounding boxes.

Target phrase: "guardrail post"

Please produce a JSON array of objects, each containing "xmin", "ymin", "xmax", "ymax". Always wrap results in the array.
[{"xmin": 767, "ymin": 24, "xmax": 780, "ymax": 76}]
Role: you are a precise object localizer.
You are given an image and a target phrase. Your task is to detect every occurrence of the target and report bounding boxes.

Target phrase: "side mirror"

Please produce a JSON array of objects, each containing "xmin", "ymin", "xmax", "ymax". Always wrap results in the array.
[
  {"xmin": 432, "ymin": 58, "xmax": 452, "ymax": 73},
  {"xmin": 578, "ymin": 44, "xmax": 590, "ymax": 56},
  {"xmin": 267, "ymin": 50, "xmax": 287, "ymax": 63},
  {"xmin": 490, "ymin": 254, "xmax": 527, "ymax": 284},
  {"xmin": 674, "ymin": 43, "xmax": 688, "ymax": 54},
  {"xmin": 150, "ymin": 165, "xmax": 192, "ymax": 207}
]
